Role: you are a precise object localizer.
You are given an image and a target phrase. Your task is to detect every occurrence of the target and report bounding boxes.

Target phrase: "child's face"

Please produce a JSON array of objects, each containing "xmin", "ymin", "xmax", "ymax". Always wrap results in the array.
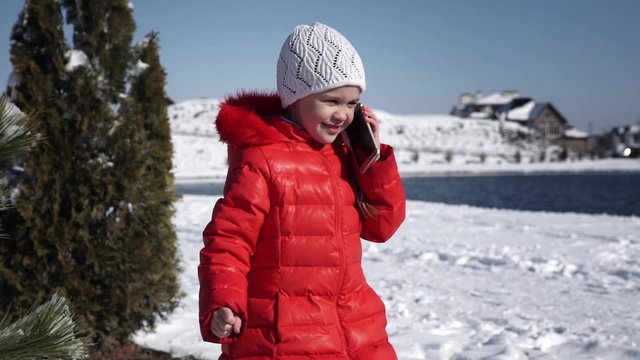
[{"xmin": 292, "ymin": 86, "xmax": 361, "ymax": 144}]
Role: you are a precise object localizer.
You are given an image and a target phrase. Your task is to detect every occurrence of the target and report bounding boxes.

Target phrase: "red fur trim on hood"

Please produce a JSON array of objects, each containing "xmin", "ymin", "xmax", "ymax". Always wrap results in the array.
[{"xmin": 215, "ymin": 91, "xmax": 288, "ymax": 147}]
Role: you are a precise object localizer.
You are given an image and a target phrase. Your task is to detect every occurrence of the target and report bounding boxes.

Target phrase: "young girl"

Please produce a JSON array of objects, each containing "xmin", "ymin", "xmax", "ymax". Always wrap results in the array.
[{"xmin": 199, "ymin": 22, "xmax": 406, "ymax": 360}]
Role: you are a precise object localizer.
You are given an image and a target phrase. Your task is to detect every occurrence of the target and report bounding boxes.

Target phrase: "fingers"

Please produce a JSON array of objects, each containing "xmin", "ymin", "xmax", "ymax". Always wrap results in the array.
[
  {"xmin": 361, "ymin": 105, "xmax": 381, "ymax": 146},
  {"xmin": 232, "ymin": 317, "xmax": 242, "ymax": 334},
  {"xmin": 220, "ymin": 307, "xmax": 236, "ymax": 324},
  {"xmin": 211, "ymin": 307, "xmax": 241, "ymax": 338},
  {"xmin": 210, "ymin": 308, "xmax": 230, "ymax": 338},
  {"xmin": 361, "ymin": 105, "xmax": 378, "ymax": 124}
]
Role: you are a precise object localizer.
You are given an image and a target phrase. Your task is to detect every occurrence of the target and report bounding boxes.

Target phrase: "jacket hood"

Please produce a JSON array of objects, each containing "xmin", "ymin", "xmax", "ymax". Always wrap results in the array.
[{"xmin": 216, "ymin": 91, "xmax": 295, "ymax": 147}]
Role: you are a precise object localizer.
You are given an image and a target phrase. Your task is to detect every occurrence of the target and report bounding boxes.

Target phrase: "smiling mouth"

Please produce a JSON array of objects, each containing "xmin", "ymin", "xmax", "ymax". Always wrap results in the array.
[{"xmin": 321, "ymin": 123, "xmax": 344, "ymax": 129}]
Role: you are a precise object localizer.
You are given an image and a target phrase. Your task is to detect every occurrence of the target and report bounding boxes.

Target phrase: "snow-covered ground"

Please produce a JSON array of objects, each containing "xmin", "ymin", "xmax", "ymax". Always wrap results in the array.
[
  {"xmin": 133, "ymin": 196, "xmax": 640, "ymax": 360},
  {"xmin": 132, "ymin": 99, "xmax": 640, "ymax": 359}
]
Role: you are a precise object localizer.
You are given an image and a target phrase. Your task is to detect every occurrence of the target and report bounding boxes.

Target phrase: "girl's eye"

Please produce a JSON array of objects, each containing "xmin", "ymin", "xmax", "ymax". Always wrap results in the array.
[{"xmin": 324, "ymin": 100, "xmax": 338, "ymax": 105}]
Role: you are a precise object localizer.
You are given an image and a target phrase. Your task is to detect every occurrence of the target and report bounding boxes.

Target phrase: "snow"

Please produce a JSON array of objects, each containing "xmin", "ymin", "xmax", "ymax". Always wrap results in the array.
[
  {"xmin": 507, "ymin": 101, "xmax": 535, "ymax": 121},
  {"xmin": 131, "ymin": 98, "xmax": 640, "ymax": 359},
  {"xmin": 131, "ymin": 59, "xmax": 149, "ymax": 76},
  {"xmin": 6, "ymin": 72, "xmax": 20, "ymax": 101},
  {"xmin": 5, "ymin": 101, "xmax": 24, "ymax": 119},
  {"xmin": 64, "ymin": 50, "xmax": 90, "ymax": 72},
  {"xmin": 565, "ymin": 127, "xmax": 589, "ymax": 139},
  {"xmin": 475, "ymin": 92, "xmax": 519, "ymax": 106},
  {"xmin": 470, "ymin": 111, "xmax": 490, "ymax": 119},
  {"xmin": 136, "ymin": 34, "xmax": 153, "ymax": 49},
  {"xmin": 133, "ymin": 196, "xmax": 640, "ymax": 359},
  {"xmin": 89, "ymin": 153, "xmax": 113, "ymax": 168}
]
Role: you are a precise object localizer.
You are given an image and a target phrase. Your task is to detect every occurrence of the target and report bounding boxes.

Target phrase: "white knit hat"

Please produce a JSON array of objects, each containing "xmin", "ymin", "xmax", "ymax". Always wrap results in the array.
[{"xmin": 277, "ymin": 22, "xmax": 366, "ymax": 108}]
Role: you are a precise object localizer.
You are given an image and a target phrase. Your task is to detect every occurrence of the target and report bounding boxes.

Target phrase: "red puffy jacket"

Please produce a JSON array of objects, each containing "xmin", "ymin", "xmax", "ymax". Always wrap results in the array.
[{"xmin": 199, "ymin": 92, "xmax": 406, "ymax": 359}]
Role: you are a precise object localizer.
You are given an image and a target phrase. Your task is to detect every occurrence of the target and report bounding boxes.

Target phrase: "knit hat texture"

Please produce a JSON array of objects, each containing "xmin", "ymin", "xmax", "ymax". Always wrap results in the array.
[{"xmin": 277, "ymin": 22, "xmax": 366, "ymax": 108}]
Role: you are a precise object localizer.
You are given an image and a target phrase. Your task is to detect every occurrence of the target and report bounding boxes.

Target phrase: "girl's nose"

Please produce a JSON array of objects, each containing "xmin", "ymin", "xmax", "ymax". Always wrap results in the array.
[{"xmin": 333, "ymin": 108, "xmax": 349, "ymax": 122}]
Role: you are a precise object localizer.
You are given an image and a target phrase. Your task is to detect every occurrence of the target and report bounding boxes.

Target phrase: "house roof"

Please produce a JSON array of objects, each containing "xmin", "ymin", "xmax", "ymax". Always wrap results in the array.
[
  {"xmin": 453, "ymin": 92, "xmax": 577, "ymax": 132},
  {"xmin": 475, "ymin": 92, "xmax": 519, "ymax": 105},
  {"xmin": 531, "ymin": 102, "xmax": 568, "ymax": 125},
  {"xmin": 612, "ymin": 124, "xmax": 640, "ymax": 134},
  {"xmin": 564, "ymin": 127, "xmax": 589, "ymax": 139},
  {"xmin": 504, "ymin": 101, "xmax": 568, "ymax": 126},
  {"xmin": 506, "ymin": 101, "xmax": 535, "ymax": 121}
]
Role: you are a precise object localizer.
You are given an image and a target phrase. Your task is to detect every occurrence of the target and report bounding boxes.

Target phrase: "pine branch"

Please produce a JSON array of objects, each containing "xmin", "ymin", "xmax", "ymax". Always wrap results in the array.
[
  {"xmin": 0, "ymin": 95, "xmax": 39, "ymax": 164},
  {"xmin": 0, "ymin": 292, "xmax": 93, "ymax": 360}
]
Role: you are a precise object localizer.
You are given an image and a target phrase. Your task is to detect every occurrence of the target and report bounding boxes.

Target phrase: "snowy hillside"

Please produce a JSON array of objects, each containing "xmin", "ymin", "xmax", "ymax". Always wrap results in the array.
[
  {"xmin": 168, "ymin": 99, "xmax": 547, "ymax": 180},
  {"xmin": 375, "ymin": 110, "xmax": 543, "ymax": 166},
  {"xmin": 168, "ymin": 99, "xmax": 227, "ymax": 179},
  {"xmin": 169, "ymin": 98, "xmax": 220, "ymax": 136}
]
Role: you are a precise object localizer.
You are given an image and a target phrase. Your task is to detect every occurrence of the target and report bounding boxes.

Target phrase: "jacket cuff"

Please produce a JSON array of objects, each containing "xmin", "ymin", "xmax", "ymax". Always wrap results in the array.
[{"xmin": 354, "ymin": 144, "xmax": 401, "ymax": 191}]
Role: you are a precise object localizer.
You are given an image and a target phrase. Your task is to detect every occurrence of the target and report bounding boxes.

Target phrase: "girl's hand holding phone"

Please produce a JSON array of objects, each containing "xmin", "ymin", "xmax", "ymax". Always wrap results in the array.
[{"xmin": 359, "ymin": 105, "xmax": 380, "ymax": 148}]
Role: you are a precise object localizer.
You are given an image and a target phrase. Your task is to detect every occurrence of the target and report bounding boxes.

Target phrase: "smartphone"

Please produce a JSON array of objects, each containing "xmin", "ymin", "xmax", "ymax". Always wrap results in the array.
[{"xmin": 342, "ymin": 103, "xmax": 380, "ymax": 173}]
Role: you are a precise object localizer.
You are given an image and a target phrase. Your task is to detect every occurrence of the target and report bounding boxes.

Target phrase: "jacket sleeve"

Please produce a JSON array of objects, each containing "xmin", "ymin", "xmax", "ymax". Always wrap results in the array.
[
  {"xmin": 353, "ymin": 143, "xmax": 406, "ymax": 243},
  {"xmin": 198, "ymin": 146, "xmax": 270, "ymax": 343}
]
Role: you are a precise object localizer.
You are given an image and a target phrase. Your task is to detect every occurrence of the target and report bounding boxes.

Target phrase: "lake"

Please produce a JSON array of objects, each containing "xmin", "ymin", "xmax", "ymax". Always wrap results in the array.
[{"xmin": 176, "ymin": 172, "xmax": 640, "ymax": 217}]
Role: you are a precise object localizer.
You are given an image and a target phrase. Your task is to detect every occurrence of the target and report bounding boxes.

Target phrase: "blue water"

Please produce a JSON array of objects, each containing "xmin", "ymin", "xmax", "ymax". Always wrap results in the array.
[
  {"xmin": 402, "ymin": 172, "xmax": 640, "ymax": 216},
  {"xmin": 176, "ymin": 172, "xmax": 640, "ymax": 217}
]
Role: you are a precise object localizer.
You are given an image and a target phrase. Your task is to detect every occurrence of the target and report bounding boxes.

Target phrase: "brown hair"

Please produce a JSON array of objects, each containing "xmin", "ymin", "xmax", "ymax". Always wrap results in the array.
[{"xmin": 355, "ymin": 185, "xmax": 377, "ymax": 218}]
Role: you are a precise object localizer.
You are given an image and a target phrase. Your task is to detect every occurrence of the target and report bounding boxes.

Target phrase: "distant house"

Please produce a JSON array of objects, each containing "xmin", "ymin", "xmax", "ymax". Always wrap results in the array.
[
  {"xmin": 451, "ymin": 90, "xmax": 588, "ymax": 156},
  {"xmin": 562, "ymin": 127, "xmax": 589, "ymax": 156},
  {"xmin": 610, "ymin": 124, "xmax": 640, "ymax": 158},
  {"xmin": 450, "ymin": 90, "xmax": 522, "ymax": 120}
]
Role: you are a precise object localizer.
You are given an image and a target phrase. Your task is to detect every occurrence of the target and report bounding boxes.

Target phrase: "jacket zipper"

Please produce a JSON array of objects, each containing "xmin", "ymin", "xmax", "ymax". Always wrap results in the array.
[{"xmin": 319, "ymin": 150, "xmax": 350, "ymax": 359}]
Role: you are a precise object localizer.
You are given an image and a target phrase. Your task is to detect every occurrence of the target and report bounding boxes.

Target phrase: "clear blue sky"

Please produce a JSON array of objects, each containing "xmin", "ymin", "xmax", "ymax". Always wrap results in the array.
[{"xmin": 1, "ymin": 0, "xmax": 639, "ymax": 133}]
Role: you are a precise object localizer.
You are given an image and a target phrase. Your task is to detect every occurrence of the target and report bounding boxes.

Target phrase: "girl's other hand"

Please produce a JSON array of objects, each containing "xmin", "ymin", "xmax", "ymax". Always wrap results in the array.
[
  {"xmin": 361, "ymin": 105, "xmax": 381, "ymax": 148},
  {"xmin": 211, "ymin": 307, "xmax": 242, "ymax": 338}
]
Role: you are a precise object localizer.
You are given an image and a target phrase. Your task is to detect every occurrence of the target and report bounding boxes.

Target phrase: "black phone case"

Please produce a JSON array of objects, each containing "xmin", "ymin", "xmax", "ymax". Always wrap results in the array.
[{"xmin": 342, "ymin": 103, "xmax": 380, "ymax": 173}]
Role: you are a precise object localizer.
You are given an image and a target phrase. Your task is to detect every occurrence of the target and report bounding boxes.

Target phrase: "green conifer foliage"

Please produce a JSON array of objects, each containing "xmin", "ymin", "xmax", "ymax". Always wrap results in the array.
[
  {"xmin": 1, "ymin": 0, "xmax": 69, "ymax": 311},
  {"xmin": 63, "ymin": 0, "xmax": 135, "ymax": 103},
  {"xmin": 0, "ymin": 97, "xmax": 93, "ymax": 360},
  {"xmin": 0, "ymin": 292, "xmax": 92, "ymax": 360},
  {"xmin": 124, "ymin": 30, "xmax": 181, "ymax": 323},
  {"xmin": 1, "ymin": 0, "xmax": 180, "ymax": 351}
]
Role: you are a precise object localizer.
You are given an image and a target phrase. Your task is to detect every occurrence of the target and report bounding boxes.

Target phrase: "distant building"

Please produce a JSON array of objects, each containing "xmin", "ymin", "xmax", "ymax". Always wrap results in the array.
[
  {"xmin": 451, "ymin": 90, "xmax": 523, "ymax": 120},
  {"xmin": 562, "ymin": 127, "xmax": 589, "ymax": 156},
  {"xmin": 451, "ymin": 90, "xmax": 588, "ymax": 156},
  {"xmin": 610, "ymin": 124, "xmax": 640, "ymax": 158}
]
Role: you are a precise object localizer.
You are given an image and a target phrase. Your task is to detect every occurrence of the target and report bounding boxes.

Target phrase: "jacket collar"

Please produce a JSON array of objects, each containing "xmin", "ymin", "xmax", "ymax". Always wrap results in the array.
[{"xmin": 215, "ymin": 91, "xmax": 323, "ymax": 148}]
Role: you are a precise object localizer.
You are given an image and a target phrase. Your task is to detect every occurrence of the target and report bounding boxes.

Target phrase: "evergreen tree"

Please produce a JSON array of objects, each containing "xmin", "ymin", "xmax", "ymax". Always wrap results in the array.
[
  {"xmin": 63, "ymin": 0, "xmax": 134, "ymax": 103},
  {"xmin": 0, "ymin": 97, "xmax": 92, "ymax": 360},
  {"xmin": 0, "ymin": 0, "xmax": 69, "ymax": 312},
  {"xmin": 124, "ymin": 30, "xmax": 180, "ymax": 323},
  {"xmin": 1, "ymin": 0, "xmax": 180, "ymax": 351}
]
